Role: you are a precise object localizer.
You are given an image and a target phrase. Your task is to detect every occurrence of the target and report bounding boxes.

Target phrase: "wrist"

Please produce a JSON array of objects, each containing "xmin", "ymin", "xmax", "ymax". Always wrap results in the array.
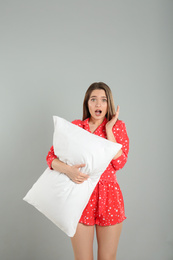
[
  {"xmin": 106, "ymin": 128, "xmax": 117, "ymax": 143},
  {"xmin": 59, "ymin": 162, "xmax": 71, "ymax": 176},
  {"xmin": 105, "ymin": 125, "xmax": 113, "ymax": 133}
]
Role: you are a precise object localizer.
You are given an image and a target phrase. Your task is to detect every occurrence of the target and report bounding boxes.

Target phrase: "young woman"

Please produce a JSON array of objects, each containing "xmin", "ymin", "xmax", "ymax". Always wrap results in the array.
[{"xmin": 46, "ymin": 82, "xmax": 129, "ymax": 260}]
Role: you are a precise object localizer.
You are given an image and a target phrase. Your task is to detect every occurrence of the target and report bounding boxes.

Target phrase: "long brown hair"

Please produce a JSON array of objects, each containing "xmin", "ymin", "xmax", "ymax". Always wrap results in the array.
[{"xmin": 83, "ymin": 82, "xmax": 116, "ymax": 121}]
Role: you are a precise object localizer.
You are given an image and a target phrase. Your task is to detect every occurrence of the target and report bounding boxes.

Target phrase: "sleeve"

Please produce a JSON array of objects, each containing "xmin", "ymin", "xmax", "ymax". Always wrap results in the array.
[
  {"xmin": 111, "ymin": 120, "xmax": 129, "ymax": 171},
  {"xmin": 46, "ymin": 146, "xmax": 58, "ymax": 170},
  {"xmin": 71, "ymin": 119, "xmax": 83, "ymax": 128}
]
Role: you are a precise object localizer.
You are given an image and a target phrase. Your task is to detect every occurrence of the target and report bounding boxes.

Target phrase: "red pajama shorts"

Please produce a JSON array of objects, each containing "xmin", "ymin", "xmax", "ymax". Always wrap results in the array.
[{"xmin": 79, "ymin": 180, "xmax": 126, "ymax": 226}]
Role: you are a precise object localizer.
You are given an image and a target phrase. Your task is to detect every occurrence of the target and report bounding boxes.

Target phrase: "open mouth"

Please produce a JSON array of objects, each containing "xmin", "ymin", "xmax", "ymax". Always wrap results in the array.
[{"xmin": 95, "ymin": 110, "xmax": 102, "ymax": 116}]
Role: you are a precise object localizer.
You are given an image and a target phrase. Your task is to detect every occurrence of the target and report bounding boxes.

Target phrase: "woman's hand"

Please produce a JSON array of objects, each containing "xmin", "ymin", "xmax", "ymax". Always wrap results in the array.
[
  {"xmin": 66, "ymin": 164, "xmax": 89, "ymax": 184},
  {"xmin": 106, "ymin": 105, "xmax": 120, "ymax": 131},
  {"xmin": 51, "ymin": 159, "xmax": 89, "ymax": 184},
  {"xmin": 105, "ymin": 105, "xmax": 122, "ymax": 158}
]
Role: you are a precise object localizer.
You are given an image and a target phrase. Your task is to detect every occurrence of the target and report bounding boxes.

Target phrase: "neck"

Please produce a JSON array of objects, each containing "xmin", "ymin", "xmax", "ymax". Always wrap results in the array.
[{"xmin": 89, "ymin": 116, "xmax": 105, "ymax": 126}]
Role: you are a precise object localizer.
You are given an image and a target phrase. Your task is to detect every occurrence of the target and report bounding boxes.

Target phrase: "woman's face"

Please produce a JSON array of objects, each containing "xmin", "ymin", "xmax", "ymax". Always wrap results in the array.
[{"xmin": 88, "ymin": 89, "xmax": 108, "ymax": 121}]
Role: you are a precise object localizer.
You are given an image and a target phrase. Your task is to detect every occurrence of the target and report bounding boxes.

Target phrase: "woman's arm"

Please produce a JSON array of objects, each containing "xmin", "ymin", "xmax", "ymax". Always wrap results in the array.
[
  {"xmin": 105, "ymin": 105, "xmax": 123, "ymax": 160},
  {"xmin": 105, "ymin": 105, "xmax": 129, "ymax": 170},
  {"xmin": 46, "ymin": 146, "xmax": 89, "ymax": 184},
  {"xmin": 107, "ymin": 120, "xmax": 129, "ymax": 171},
  {"xmin": 105, "ymin": 127, "xmax": 123, "ymax": 160},
  {"xmin": 46, "ymin": 146, "xmax": 58, "ymax": 169}
]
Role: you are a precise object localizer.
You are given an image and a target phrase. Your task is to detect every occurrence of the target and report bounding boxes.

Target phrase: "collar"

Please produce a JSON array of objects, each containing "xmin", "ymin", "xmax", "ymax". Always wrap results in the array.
[{"xmin": 82, "ymin": 117, "xmax": 108, "ymax": 133}]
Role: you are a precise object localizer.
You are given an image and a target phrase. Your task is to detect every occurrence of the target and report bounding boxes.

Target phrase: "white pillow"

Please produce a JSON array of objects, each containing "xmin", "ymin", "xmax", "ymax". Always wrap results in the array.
[{"xmin": 23, "ymin": 116, "xmax": 122, "ymax": 237}]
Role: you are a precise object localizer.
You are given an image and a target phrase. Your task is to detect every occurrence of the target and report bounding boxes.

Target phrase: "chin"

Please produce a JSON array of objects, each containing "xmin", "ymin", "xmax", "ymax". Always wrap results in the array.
[{"xmin": 93, "ymin": 115, "xmax": 106, "ymax": 120}]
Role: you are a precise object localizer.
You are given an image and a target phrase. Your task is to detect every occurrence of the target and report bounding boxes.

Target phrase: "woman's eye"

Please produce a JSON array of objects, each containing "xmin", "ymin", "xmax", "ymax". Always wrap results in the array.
[
  {"xmin": 102, "ymin": 99, "xmax": 107, "ymax": 102},
  {"xmin": 91, "ymin": 98, "xmax": 96, "ymax": 101}
]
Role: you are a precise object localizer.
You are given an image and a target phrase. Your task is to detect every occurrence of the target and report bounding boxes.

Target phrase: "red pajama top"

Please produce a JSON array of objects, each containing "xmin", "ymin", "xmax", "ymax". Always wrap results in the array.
[{"xmin": 46, "ymin": 117, "xmax": 129, "ymax": 226}]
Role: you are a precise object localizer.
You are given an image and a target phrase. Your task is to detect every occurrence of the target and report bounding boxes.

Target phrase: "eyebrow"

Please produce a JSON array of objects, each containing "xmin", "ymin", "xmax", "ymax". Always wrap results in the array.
[{"xmin": 90, "ymin": 96, "xmax": 107, "ymax": 98}]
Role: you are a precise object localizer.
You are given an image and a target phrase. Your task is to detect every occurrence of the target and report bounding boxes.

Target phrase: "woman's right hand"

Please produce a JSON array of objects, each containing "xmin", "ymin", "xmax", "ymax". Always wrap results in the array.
[
  {"xmin": 66, "ymin": 164, "xmax": 89, "ymax": 184},
  {"xmin": 51, "ymin": 158, "xmax": 89, "ymax": 184}
]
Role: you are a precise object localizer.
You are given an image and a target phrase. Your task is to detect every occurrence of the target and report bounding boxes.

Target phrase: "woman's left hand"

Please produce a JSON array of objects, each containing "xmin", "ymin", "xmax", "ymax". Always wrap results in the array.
[{"xmin": 106, "ymin": 105, "xmax": 120, "ymax": 131}]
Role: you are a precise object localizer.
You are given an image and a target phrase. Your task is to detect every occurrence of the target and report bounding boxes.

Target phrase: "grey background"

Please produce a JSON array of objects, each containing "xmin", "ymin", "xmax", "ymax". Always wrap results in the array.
[{"xmin": 0, "ymin": 0, "xmax": 172, "ymax": 259}]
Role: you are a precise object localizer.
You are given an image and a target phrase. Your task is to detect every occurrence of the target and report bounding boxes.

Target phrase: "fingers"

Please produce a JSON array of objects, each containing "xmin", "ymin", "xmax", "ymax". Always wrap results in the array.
[
  {"xmin": 115, "ymin": 105, "xmax": 119, "ymax": 118},
  {"xmin": 113, "ymin": 105, "xmax": 120, "ymax": 121},
  {"xmin": 74, "ymin": 174, "xmax": 89, "ymax": 184},
  {"xmin": 76, "ymin": 163, "xmax": 86, "ymax": 168},
  {"xmin": 72, "ymin": 163, "xmax": 89, "ymax": 183},
  {"xmin": 76, "ymin": 164, "xmax": 88, "ymax": 175},
  {"xmin": 79, "ymin": 172, "xmax": 89, "ymax": 179}
]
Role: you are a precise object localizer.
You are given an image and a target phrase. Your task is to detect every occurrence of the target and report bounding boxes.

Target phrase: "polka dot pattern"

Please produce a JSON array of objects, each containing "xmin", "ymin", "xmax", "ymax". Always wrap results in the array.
[
  {"xmin": 79, "ymin": 180, "xmax": 126, "ymax": 226},
  {"xmin": 46, "ymin": 117, "xmax": 129, "ymax": 226}
]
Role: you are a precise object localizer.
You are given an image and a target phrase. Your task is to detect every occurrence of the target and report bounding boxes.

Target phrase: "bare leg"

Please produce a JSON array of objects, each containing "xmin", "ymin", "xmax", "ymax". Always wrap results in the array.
[
  {"xmin": 96, "ymin": 222, "xmax": 123, "ymax": 260},
  {"xmin": 70, "ymin": 223, "xmax": 95, "ymax": 260}
]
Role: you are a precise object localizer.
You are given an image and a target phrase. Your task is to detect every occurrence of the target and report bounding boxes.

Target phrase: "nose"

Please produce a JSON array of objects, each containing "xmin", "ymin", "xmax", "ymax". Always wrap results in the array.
[{"xmin": 96, "ymin": 100, "xmax": 101, "ymax": 107}]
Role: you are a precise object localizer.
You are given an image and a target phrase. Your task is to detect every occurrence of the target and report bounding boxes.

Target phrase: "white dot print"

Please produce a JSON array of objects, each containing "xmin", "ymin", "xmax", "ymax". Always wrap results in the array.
[{"xmin": 47, "ymin": 117, "xmax": 129, "ymax": 226}]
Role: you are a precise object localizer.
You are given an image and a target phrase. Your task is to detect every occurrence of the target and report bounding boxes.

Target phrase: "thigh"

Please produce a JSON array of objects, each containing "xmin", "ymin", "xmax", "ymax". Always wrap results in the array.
[
  {"xmin": 96, "ymin": 222, "xmax": 123, "ymax": 260},
  {"xmin": 70, "ymin": 223, "xmax": 95, "ymax": 260}
]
